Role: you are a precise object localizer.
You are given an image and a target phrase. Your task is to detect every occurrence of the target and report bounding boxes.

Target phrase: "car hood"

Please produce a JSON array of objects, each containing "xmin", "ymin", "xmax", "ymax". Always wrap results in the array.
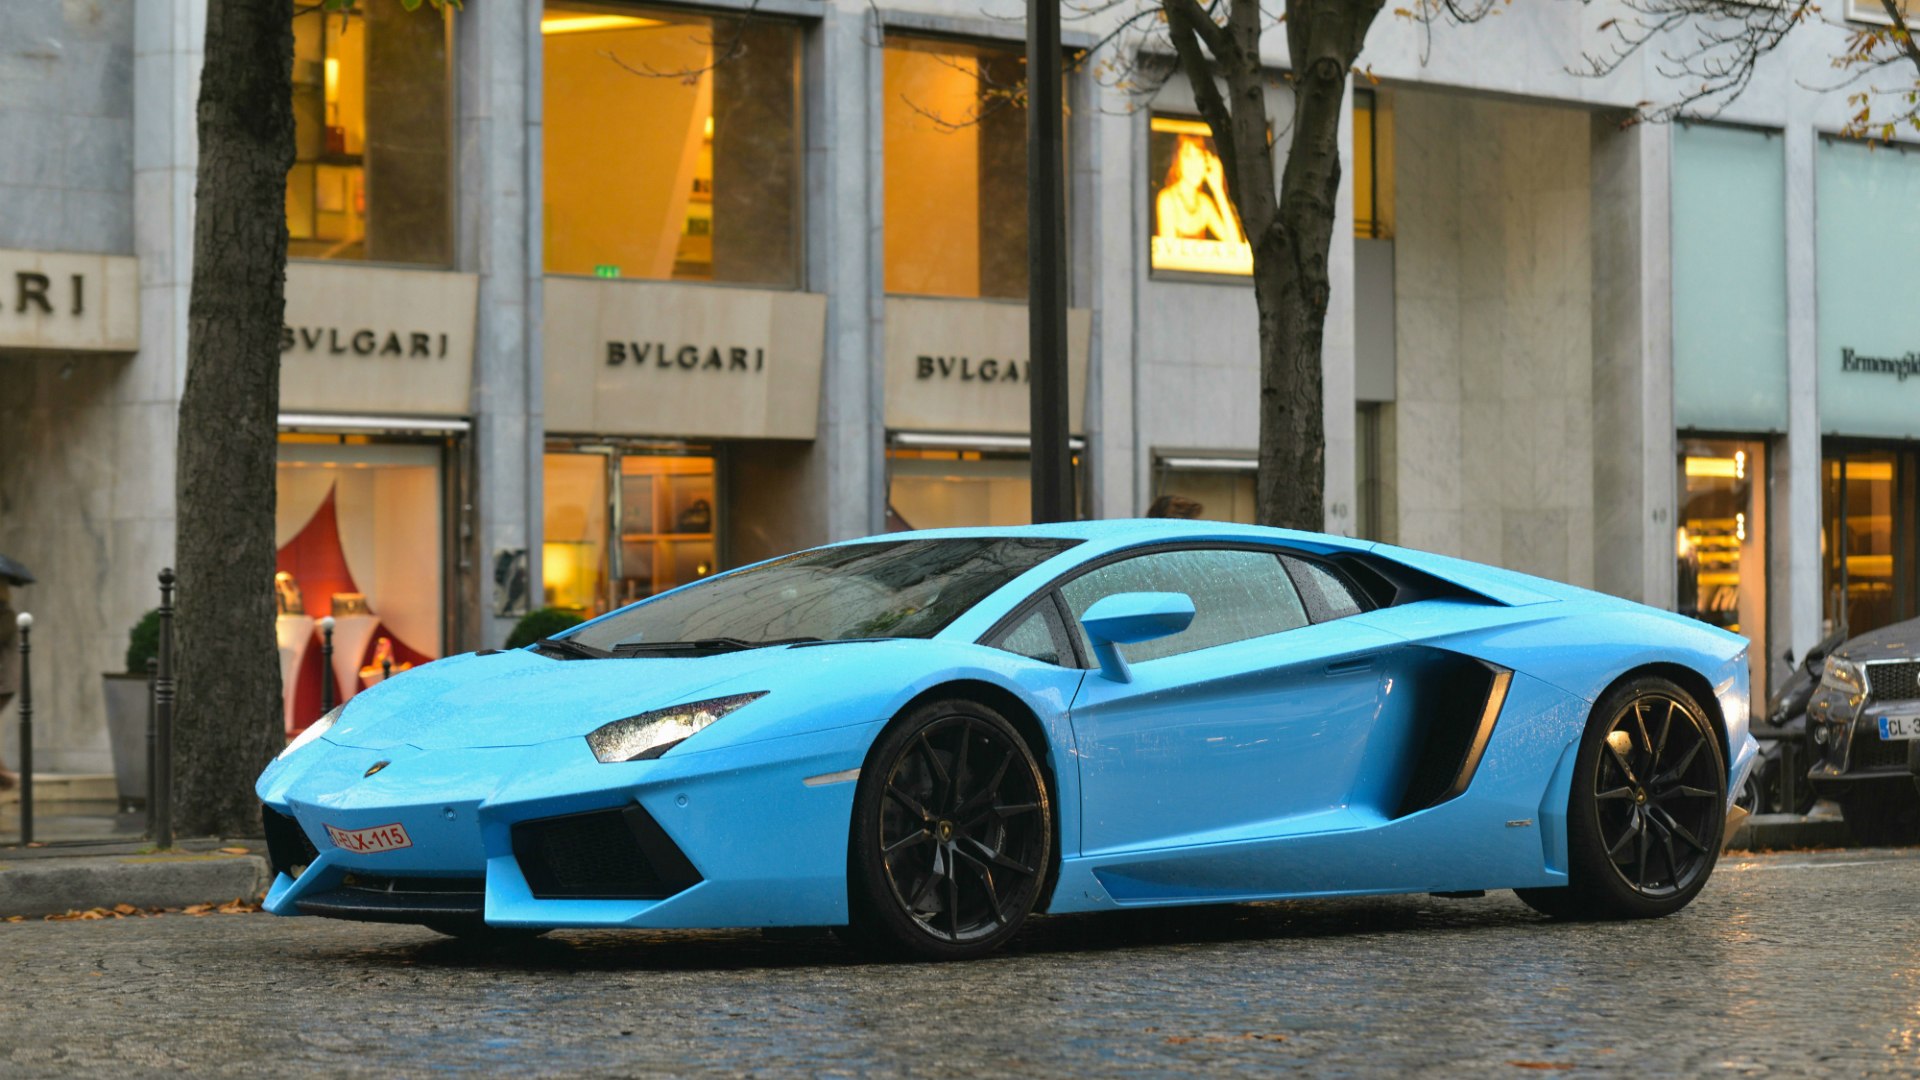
[
  {"xmin": 1833, "ymin": 618, "xmax": 1920, "ymax": 665},
  {"xmin": 321, "ymin": 647, "xmax": 807, "ymax": 751}
]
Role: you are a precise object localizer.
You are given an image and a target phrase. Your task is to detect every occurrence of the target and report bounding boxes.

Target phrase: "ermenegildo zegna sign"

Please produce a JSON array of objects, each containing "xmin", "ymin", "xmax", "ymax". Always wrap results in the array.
[
  {"xmin": 1840, "ymin": 347, "xmax": 1920, "ymax": 381},
  {"xmin": 279, "ymin": 263, "xmax": 479, "ymax": 417},
  {"xmin": 543, "ymin": 277, "xmax": 827, "ymax": 440},
  {"xmin": 883, "ymin": 297, "xmax": 1090, "ymax": 435},
  {"xmin": 0, "ymin": 248, "xmax": 138, "ymax": 353}
]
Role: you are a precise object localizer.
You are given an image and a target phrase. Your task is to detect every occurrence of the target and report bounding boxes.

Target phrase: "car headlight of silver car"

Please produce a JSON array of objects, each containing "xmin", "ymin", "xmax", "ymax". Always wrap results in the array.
[
  {"xmin": 1819, "ymin": 656, "xmax": 1864, "ymax": 697},
  {"xmin": 279, "ymin": 704, "xmax": 343, "ymax": 762},
  {"xmin": 586, "ymin": 692, "xmax": 768, "ymax": 763}
]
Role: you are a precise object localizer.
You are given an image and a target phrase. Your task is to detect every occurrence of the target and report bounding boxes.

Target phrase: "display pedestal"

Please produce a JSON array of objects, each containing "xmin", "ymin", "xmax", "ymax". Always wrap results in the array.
[
  {"xmin": 329, "ymin": 613, "xmax": 379, "ymax": 702},
  {"xmin": 275, "ymin": 614, "xmax": 315, "ymax": 735}
]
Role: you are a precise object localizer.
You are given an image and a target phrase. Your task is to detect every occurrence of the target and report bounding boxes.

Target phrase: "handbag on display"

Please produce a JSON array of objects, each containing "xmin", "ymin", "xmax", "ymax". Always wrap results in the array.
[{"xmin": 676, "ymin": 498, "xmax": 712, "ymax": 533}]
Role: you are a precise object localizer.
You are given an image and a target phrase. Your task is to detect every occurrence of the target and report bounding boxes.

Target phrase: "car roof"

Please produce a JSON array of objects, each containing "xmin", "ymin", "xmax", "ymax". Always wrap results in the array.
[{"xmin": 829, "ymin": 519, "xmax": 1376, "ymax": 557}]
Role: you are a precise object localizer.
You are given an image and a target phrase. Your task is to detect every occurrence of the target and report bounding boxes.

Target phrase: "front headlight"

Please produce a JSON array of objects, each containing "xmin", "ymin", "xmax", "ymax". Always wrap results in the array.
[
  {"xmin": 1819, "ymin": 656, "xmax": 1864, "ymax": 697},
  {"xmin": 279, "ymin": 704, "xmax": 343, "ymax": 761},
  {"xmin": 585, "ymin": 692, "xmax": 768, "ymax": 763}
]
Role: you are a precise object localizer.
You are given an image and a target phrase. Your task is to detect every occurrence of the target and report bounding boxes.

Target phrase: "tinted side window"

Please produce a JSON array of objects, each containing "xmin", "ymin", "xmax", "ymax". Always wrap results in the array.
[
  {"xmin": 989, "ymin": 599, "xmax": 1073, "ymax": 667},
  {"xmin": 1282, "ymin": 556, "xmax": 1365, "ymax": 622},
  {"xmin": 1061, "ymin": 549, "xmax": 1309, "ymax": 664}
]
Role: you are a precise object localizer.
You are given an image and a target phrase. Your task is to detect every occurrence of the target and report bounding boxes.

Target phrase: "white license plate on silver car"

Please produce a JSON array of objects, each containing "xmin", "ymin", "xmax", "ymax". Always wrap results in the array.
[{"xmin": 1877, "ymin": 715, "xmax": 1920, "ymax": 741}]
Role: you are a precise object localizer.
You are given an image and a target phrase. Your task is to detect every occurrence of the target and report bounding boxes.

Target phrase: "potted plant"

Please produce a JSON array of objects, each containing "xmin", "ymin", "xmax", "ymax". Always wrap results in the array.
[
  {"xmin": 101, "ymin": 609, "xmax": 159, "ymax": 811},
  {"xmin": 506, "ymin": 606, "xmax": 584, "ymax": 650}
]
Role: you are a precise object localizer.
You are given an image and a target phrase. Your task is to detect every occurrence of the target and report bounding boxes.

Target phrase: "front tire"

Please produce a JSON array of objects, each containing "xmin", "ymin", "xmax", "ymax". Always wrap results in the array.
[
  {"xmin": 1517, "ymin": 676, "xmax": 1727, "ymax": 921},
  {"xmin": 847, "ymin": 698, "xmax": 1053, "ymax": 960}
]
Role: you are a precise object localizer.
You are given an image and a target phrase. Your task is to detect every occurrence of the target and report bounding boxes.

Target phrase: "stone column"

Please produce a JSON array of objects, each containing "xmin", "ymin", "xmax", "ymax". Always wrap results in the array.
[
  {"xmin": 456, "ymin": 1, "xmax": 542, "ymax": 646},
  {"xmin": 1589, "ymin": 116, "xmax": 1675, "ymax": 607},
  {"xmin": 1084, "ymin": 78, "xmax": 1136, "ymax": 519},
  {"xmin": 1321, "ymin": 87, "xmax": 1359, "ymax": 537},
  {"xmin": 1780, "ymin": 123, "xmax": 1823, "ymax": 655},
  {"xmin": 810, "ymin": 1, "xmax": 882, "ymax": 539}
]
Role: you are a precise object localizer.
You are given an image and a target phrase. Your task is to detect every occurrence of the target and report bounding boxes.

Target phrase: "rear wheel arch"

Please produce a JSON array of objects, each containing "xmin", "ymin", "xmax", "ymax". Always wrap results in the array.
[{"xmin": 1594, "ymin": 662, "xmax": 1730, "ymax": 768}]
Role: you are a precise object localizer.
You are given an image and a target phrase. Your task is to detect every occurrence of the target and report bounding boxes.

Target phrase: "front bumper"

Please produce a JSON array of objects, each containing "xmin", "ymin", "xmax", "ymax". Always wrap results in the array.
[
  {"xmin": 1806, "ymin": 684, "xmax": 1919, "ymax": 789},
  {"xmin": 256, "ymin": 718, "xmax": 885, "ymax": 929}
]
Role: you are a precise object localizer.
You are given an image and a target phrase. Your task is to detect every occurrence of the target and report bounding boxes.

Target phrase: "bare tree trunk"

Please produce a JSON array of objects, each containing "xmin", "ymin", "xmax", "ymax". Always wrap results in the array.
[
  {"xmin": 1163, "ymin": 0, "xmax": 1380, "ymax": 531},
  {"xmin": 173, "ymin": 0, "xmax": 295, "ymax": 838}
]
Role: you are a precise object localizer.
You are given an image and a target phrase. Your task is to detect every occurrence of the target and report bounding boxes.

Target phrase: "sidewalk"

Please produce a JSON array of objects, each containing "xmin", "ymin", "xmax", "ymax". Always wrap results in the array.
[{"xmin": 0, "ymin": 837, "xmax": 271, "ymax": 919}]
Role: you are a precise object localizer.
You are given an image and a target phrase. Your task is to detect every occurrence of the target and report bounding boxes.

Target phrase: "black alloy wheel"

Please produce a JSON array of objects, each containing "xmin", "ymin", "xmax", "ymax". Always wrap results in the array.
[
  {"xmin": 1517, "ymin": 675, "xmax": 1727, "ymax": 920},
  {"xmin": 848, "ymin": 698, "xmax": 1052, "ymax": 960}
]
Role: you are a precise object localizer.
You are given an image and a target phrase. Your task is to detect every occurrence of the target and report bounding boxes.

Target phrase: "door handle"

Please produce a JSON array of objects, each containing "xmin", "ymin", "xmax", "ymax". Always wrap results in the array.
[{"xmin": 1324, "ymin": 658, "xmax": 1374, "ymax": 676}]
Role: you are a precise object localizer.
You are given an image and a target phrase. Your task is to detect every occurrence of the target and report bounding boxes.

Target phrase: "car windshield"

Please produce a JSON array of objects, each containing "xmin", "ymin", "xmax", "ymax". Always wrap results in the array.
[{"xmin": 566, "ymin": 537, "xmax": 1081, "ymax": 653}]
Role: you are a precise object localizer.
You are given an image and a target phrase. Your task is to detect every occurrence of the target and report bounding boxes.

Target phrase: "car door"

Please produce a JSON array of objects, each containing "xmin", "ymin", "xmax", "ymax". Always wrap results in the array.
[{"xmin": 1061, "ymin": 546, "xmax": 1403, "ymax": 857}]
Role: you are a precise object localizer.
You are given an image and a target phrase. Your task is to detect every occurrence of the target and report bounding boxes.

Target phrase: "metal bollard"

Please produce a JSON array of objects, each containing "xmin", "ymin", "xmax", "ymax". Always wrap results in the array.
[
  {"xmin": 145, "ymin": 655, "xmax": 157, "ymax": 834},
  {"xmin": 319, "ymin": 616, "xmax": 335, "ymax": 716},
  {"xmin": 381, "ymin": 656, "xmax": 392, "ymax": 683},
  {"xmin": 153, "ymin": 569, "xmax": 175, "ymax": 850},
  {"xmin": 16, "ymin": 611, "xmax": 32, "ymax": 847}
]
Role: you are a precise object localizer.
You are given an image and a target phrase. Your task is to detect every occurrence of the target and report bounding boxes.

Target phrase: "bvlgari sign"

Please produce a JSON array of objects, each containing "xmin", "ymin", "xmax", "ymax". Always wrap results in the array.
[
  {"xmin": 0, "ymin": 248, "xmax": 138, "ymax": 353},
  {"xmin": 544, "ymin": 277, "xmax": 826, "ymax": 440},
  {"xmin": 279, "ymin": 263, "xmax": 479, "ymax": 417},
  {"xmin": 885, "ymin": 297, "xmax": 1090, "ymax": 434}
]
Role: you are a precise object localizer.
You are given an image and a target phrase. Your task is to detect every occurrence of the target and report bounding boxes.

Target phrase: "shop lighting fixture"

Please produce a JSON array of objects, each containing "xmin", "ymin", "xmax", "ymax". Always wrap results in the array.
[
  {"xmin": 540, "ymin": 13, "xmax": 664, "ymax": 35},
  {"xmin": 1736, "ymin": 512, "xmax": 1747, "ymax": 541},
  {"xmin": 1734, "ymin": 450, "xmax": 1747, "ymax": 480},
  {"xmin": 1160, "ymin": 456, "xmax": 1258, "ymax": 472},
  {"xmin": 278, "ymin": 413, "xmax": 471, "ymax": 435},
  {"xmin": 1684, "ymin": 456, "xmax": 1739, "ymax": 479},
  {"xmin": 890, "ymin": 432, "xmax": 1085, "ymax": 452}
]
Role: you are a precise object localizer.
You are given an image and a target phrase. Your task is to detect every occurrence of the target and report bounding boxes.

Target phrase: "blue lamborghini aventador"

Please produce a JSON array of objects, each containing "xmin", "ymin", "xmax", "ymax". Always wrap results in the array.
[{"xmin": 257, "ymin": 521, "xmax": 1757, "ymax": 959}]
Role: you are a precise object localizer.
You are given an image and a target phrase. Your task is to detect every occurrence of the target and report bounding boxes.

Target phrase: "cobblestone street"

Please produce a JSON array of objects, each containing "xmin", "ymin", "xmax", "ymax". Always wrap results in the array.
[{"xmin": 3, "ymin": 847, "xmax": 1918, "ymax": 1076}]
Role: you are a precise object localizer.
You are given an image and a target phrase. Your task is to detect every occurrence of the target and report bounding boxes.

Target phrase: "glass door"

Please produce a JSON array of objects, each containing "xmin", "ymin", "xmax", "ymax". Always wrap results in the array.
[{"xmin": 1824, "ymin": 444, "xmax": 1917, "ymax": 637}]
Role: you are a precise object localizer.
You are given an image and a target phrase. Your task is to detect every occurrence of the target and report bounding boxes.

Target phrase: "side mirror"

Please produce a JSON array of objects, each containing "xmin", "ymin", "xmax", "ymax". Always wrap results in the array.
[{"xmin": 1081, "ymin": 592, "xmax": 1196, "ymax": 684}]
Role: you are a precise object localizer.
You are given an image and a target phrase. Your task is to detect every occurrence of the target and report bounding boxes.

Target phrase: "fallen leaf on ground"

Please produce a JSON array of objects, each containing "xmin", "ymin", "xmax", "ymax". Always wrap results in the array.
[
  {"xmin": 218, "ymin": 847, "xmax": 250, "ymax": 855},
  {"xmin": 112, "ymin": 903, "xmax": 137, "ymax": 915},
  {"xmin": 217, "ymin": 897, "xmax": 262, "ymax": 914}
]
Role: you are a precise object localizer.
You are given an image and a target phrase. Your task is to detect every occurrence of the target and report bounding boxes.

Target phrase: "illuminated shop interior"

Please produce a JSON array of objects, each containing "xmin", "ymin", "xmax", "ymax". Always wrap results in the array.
[
  {"xmin": 1824, "ymin": 449, "xmax": 1910, "ymax": 637},
  {"xmin": 541, "ymin": 1, "xmax": 800, "ymax": 285},
  {"xmin": 1676, "ymin": 439, "xmax": 1766, "ymax": 691},
  {"xmin": 274, "ymin": 435, "xmax": 448, "ymax": 732},
  {"xmin": 544, "ymin": 446, "xmax": 718, "ymax": 616},
  {"xmin": 287, "ymin": 3, "xmax": 451, "ymax": 264}
]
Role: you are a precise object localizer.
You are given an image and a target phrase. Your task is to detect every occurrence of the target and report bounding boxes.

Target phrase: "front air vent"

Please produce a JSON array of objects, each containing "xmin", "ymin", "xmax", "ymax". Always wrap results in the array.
[
  {"xmin": 511, "ymin": 805, "xmax": 702, "ymax": 900},
  {"xmin": 262, "ymin": 805, "xmax": 321, "ymax": 879}
]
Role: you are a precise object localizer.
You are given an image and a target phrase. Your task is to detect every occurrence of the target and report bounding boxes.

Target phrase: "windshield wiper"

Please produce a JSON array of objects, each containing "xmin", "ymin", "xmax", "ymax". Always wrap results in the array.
[
  {"xmin": 532, "ymin": 636, "xmax": 609, "ymax": 660},
  {"xmin": 610, "ymin": 636, "xmax": 821, "ymax": 656}
]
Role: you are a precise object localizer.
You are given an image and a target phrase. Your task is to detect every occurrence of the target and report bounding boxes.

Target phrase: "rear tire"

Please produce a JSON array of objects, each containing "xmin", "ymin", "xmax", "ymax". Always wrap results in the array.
[
  {"xmin": 847, "ymin": 697, "xmax": 1052, "ymax": 961},
  {"xmin": 1516, "ymin": 676, "xmax": 1727, "ymax": 921}
]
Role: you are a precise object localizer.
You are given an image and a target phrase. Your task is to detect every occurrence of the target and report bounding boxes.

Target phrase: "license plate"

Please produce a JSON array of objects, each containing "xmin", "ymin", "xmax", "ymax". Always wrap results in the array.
[
  {"xmin": 1877, "ymin": 715, "xmax": 1920, "ymax": 741},
  {"xmin": 325, "ymin": 822, "xmax": 413, "ymax": 854}
]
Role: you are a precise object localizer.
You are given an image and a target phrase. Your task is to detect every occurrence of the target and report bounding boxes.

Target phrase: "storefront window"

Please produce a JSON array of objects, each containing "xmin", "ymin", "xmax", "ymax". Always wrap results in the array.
[
  {"xmin": 1353, "ymin": 89, "xmax": 1392, "ymax": 241},
  {"xmin": 884, "ymin": 36, "xmax": 1051, "ymax": 299},
  {"xmin": 1676, "ymin": 438, "xmax": 1767, "ymax": 695},
  {"xmin": 542, "ymin": 3, "xmax": 801, "ymax": 285},
  {"xmin": 275, "ymin": 437, "xmax": 446, "ymax": 732},
  {"xmin": 888, "ymin": 447, "xmax": 1033, "ymax": 530},
  {"xmin": 1824, "ymin": 448, "xmax": 1913, "ymax": 637},
  {"xmin": 288, "ymin": 4, "xmax": 452, "ymax": 264},
  {"xmin": 1148, "ymin": 115, "xmax": 1250, "ymax": 276},
  {"xmin": 543, "ymin": 445, "xmax": 717, "ymax": 616},
  {"xmin": 542, "ymin": 451, "xmax": 610, "ymax": 614},
  {"xmin": 1151, "ymin": 456, "xmax": 1256, "ymax": 523}
]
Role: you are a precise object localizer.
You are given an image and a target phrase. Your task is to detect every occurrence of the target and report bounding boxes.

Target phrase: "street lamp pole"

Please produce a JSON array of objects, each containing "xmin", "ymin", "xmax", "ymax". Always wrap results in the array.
[{"xmin": 1027, "ymin": 0, "xmax": 1072, "ymax": 523}]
